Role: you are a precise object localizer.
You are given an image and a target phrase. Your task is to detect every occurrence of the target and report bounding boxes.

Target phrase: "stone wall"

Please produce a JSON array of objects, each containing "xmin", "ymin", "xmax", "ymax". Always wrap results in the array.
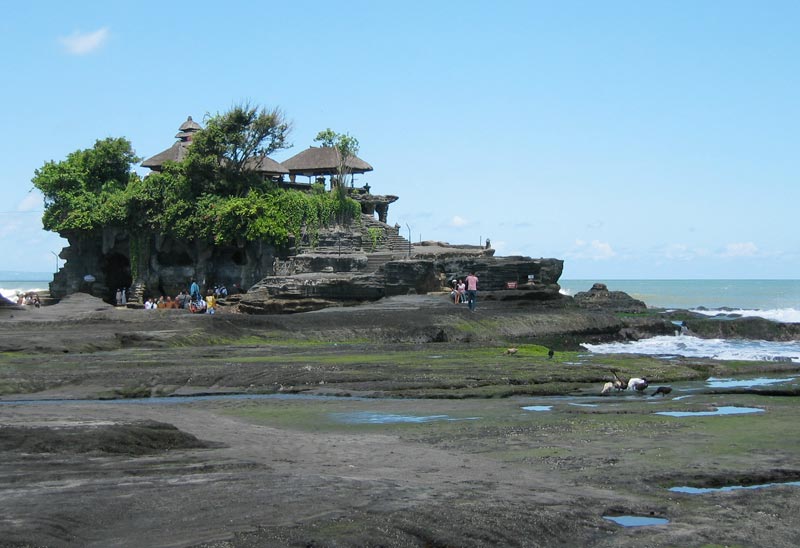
[{"xmin": 50, "ymin": 229, "xmax": 278, "ymax": 303}]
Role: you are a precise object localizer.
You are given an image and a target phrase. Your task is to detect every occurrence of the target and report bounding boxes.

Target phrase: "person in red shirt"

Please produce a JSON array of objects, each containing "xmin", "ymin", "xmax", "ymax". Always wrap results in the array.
[{"xmin": 465, "ymin": 272, "xmax": 479, "ymax": 311}]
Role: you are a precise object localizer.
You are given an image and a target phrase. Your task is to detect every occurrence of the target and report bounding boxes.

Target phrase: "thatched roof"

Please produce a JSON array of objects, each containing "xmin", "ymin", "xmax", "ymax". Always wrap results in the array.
[
  {"xmin": 179, "ymin": 116, "xmax": 202, "ymax": 132},
  {"xmin": 281, "ymin": 146, "xmax": 373, "ymax": 176},
  {"xmin": 142, "ymin": 116, "xmax": 201, "ymax": 170},
  {"xmin": 141, "ymin": 141, "xmax": 191, "ymax": 169},
  {"xmin": 242, "ymin": 156, "xmax": 289, "ymax": 176},
  {"xmin": 142, "ymin": 116, "xmax": 286, "ymax": 177}
]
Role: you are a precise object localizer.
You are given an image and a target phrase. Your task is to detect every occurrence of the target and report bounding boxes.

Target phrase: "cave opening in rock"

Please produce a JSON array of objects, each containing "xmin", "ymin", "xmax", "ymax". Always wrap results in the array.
[{"xmin": 103, "ymin": 252, "xmax": 132, "ymax": 303}]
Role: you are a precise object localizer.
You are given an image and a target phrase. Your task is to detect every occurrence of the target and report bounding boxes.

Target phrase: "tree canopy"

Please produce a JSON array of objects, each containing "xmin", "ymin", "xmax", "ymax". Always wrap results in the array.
[
  {"xmin": 32, "ymin": 104, "xmax": 361, "ymax": 247},
  {"xmin": 33, "ymin": 137, "xmax": 141, "ymax": 232}
]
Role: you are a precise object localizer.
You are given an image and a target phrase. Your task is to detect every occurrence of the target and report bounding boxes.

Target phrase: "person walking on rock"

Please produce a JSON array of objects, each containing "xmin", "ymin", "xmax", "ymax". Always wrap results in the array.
[{"xmin": 465, "ymin": 272, "xmax": 479, "ymax": 312}]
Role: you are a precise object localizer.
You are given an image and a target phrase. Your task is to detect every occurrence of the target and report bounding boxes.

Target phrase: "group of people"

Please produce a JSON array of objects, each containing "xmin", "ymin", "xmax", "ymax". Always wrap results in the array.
[
  {"xmin": 115, "ymin": 288, "xmax": 128, "ymax": 306},
  {"xmin": 15, "ymin": 292, "xmax": 41, "ymax": 308},
  {"xmin": 450, "ymin": 272, "xmax": 478, "ymax": 311},
  {"xmin": 142, "ymin": 281, "xmax": 226, "ymax": 314}
]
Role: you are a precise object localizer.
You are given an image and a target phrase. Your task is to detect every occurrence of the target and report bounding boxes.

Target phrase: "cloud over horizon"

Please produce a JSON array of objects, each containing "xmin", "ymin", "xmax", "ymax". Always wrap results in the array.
[
  {"xmin": 449, "ymin": 215, "xmax": 469, "ymax": 227},
  {"xmin": 719, "ymin": 242, "xmax": 759, "ymax": 258},
  {"xmin": 565, "ymin": 239, "xmax": 616, "ymax": 260},
  {"xmin": 59, "ymin": 27, "xmax": 110, "ymax": 55}
]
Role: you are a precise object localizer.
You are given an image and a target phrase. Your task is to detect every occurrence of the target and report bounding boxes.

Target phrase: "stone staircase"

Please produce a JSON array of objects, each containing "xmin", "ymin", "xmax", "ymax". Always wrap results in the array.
[
  {"xmin": 128, "ymin": 279, "xmax": 146, "ymax": 304},
  {"xmin": 361, "ymin": 215, "xmax": 414, "ymax": 255},
  {"xmin": 364, "ymin": 251, "xmax": 394, "ymax": 272}
]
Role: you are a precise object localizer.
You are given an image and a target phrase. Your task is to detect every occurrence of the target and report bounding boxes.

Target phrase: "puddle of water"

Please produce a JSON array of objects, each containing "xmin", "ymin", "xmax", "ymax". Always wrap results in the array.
[
  {"xmin": 706, "ymin": 376, "xmax": 796, "ymax": 388},
  {"xmin": 568, "ymin": 403, "xmax": 599, "ymax": 408},
  {"xmin": 670, "ymin": 481, "xmax": 800, "ymax": 494},
  {"xmin": 521, "ymin": 405, "xmax": 552, "ymax": 412},
  {"xmin": 672, "ymin": 395, "xmax": 693, "ymax": 401},
  {"xmin": 655, "ymin": 406, "xmax": 764, "ymax": 417},
  {"xmin": 330, "ymin": 412, "xmax": 480, "ymax": 424},
  {"xmin": 603, "ymin": 515, "xmax": 669, "ymax": 527}
]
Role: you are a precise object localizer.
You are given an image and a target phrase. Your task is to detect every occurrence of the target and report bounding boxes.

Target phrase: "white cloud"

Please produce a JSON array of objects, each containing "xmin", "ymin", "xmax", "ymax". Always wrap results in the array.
[
  {"xmin": 659, "ymin": 243, "xmax": 711, "ymax": 261},
  {"xmin": 450, "ymin": 215, "xmax": 469, "ymax": 227},
  {"xmin": 565, "ymin": 239, "xmax": 616, "ymax": 260},
  {"xmin": 663, "ymin": 243, "xmax": 692, "ymax": 260},
  {"xmin": 0, "ymin": 218, "xmax": 22, "ymax": 239},
  {"xmin": 17, "ymin": 192, "xmax": 42, "ymax": 212},
  {"xmin": 719, "ymin": 242, "xmax": 758, "ymax": 258},
  {"xmin": 59, "ymin": 27, "xmax": 110, "ymax": 55}
]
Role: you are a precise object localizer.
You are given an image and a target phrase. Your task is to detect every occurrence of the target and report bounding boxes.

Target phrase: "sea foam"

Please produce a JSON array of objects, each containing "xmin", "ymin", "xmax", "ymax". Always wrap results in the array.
[
  {"xmin": 690, "ymin": 307, "xmax": 800, "ymax": 324},
  {"xmin": 583, "ymin": 335, "xmax": 800, "ymax": 364}
]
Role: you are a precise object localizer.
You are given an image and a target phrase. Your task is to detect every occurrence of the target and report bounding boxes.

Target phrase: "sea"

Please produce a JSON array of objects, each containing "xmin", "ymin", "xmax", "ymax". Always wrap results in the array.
[
  {"xmin": 2, "ymin": 274, "xmax": 800, "ymax": 363},
  {"xmin": 0, "ymin": 271, "xmax": 52, "ymax": 302},
  {"xmin": 560, "ymin": 279, "xmax": 800, "ymax": 364}
]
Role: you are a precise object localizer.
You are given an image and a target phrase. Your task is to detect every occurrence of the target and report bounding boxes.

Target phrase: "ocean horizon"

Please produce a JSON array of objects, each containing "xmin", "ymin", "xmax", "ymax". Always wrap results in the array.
[{"xmin": 559, "ymin": 279, "xmax": 800, "ymax": 317}]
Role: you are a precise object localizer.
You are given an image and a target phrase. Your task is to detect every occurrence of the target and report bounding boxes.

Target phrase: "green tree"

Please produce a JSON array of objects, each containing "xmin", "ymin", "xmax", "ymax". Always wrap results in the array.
[
  {"xmin": 185, "ymin": 102, "xmax": 292, "ymax": 197},
  {"xmin": 32, "ymin": 137, "xmax": 140, "ymax": 231},
  {"xmin": 32, "ymin": 105, "xmax": 361, "ymax": 250}
]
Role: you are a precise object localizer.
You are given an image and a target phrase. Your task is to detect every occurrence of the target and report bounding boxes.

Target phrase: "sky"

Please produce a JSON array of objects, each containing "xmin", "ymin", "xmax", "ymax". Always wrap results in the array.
[{"xmin": 1, "ymin": 1, "xmax": 798, "ymax": 279}]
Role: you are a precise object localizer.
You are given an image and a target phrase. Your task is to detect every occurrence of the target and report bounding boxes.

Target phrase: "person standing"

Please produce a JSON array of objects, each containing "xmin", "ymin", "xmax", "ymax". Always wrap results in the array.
[
  {"xmin": 465, "ymin": 271, "xmax": 479, "ymax": 312},
  {"xmin": 205, "ymin": 290, "xmax": 216, "ymax": 315},
  {"xmin": 190, "ymin": 280, "xmax": 200, "ymax": 302}
]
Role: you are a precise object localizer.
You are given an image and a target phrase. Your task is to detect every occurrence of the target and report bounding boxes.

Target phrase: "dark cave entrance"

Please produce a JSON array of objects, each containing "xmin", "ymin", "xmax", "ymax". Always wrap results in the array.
[{"xmin": 103, "ymin": 253, "xmax": 132, "ymax": 304}]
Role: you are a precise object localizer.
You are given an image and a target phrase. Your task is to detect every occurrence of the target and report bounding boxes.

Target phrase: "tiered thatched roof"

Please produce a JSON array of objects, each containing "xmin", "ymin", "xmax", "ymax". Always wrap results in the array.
[
  {"xmin": 142, "ymin": 116, "xmax": 287, "ymax": 176},
  {"xmin": 281, "ymin": 146, "xmax": 373, "ymax": 177},
  {"xmin": 142, "ymin": 116, "xmax": 201, "ymax": 170}
]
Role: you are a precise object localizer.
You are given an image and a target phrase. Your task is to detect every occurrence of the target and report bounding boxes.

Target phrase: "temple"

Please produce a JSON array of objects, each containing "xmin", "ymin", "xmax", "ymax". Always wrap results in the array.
[
  {"xmin": 49, "ymin": 116, "xmax": 564, "ymax": 311},
  {"xmin": 142, "ymin": 117, "xmax": 398, "ymax": 223}
]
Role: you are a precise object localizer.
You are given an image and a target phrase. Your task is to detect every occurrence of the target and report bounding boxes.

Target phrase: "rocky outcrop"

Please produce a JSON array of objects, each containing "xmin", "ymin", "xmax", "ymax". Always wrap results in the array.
[
  {"xmin": 679, "ymin": 315, "xmax": 800, "ymax": 342},
  {"xmin": 239, "ymin": 255, "xmax": 565, "ymax": 314},
  {"xmin": 435, "ymin": 256, "xmax": 563, "ymax": 289},
  {"xmin": 49, "ymin": 217, "xmax": 567, "ymax": 314},
  {"xmin": 573, "ymin": 283, "xmax": 647, "ymax": 313}
]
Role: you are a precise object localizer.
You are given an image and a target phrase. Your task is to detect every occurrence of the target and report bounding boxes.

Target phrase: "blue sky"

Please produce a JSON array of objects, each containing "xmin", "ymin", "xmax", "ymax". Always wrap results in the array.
[{"xmin": 1, "ymin": 1, "xmax": 798, "ymax": 279}]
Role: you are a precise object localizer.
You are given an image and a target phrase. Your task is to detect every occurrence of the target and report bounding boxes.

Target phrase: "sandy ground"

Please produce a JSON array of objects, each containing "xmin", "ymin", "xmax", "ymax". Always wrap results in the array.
[{"xmin": 1, "ymin": 294, "xmax": 799, "ymax": 547}]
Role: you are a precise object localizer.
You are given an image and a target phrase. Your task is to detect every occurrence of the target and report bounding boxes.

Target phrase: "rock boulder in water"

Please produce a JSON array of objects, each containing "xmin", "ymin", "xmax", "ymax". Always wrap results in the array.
[{"xmin": 573, "ymin": 283, "xmax": 647, "ymax": 313}]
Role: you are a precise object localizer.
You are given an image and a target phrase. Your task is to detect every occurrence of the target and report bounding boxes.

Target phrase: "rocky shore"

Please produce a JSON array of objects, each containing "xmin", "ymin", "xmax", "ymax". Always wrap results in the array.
[{"xmin": 1, "ymin": 289, "xmax": 799, "ymax": 547}]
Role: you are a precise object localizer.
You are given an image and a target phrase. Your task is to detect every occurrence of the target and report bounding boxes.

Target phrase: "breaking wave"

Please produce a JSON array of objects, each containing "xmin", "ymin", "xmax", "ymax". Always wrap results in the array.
[
  {"xmin": 689, "ymin": 307, "xmax": 800, "ymax": 324},
  {"xmin": 583, "ymin": 335, "xmax": 800, "ymax": 363}
]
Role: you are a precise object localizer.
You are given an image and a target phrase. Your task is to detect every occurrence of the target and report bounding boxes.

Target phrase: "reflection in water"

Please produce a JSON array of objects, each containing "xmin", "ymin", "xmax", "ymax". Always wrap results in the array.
[
  {"xmin": 521, "ymin": 405, "xmax": 552, "ymax": 412},
  {"xmin": 670, "ymin": 481, "xmax": 800, "ymax": 494},
  {"xmin": 603, "ymin": 515, "xmax": 669, "ymax": 527},
  {"xmin": 655, "ymin": 406, "xmax": 763, "ymax": 417},
  {"xmin": 706, "ymin": 376, "xmax": 797, "ymax": 388},
  {"xmin": 330, "ymin": 412, "xmax": 480, "ymax": 424}
]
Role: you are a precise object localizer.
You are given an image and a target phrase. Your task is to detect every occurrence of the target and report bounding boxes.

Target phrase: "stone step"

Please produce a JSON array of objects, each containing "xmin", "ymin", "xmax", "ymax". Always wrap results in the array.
[
  {"xmin": 365, "ymin": 252, "xmax": 394, "ymax": 272},
  {"xmin": 361, "ymin": 215, "xmax": 414, "ymax": 253}
]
